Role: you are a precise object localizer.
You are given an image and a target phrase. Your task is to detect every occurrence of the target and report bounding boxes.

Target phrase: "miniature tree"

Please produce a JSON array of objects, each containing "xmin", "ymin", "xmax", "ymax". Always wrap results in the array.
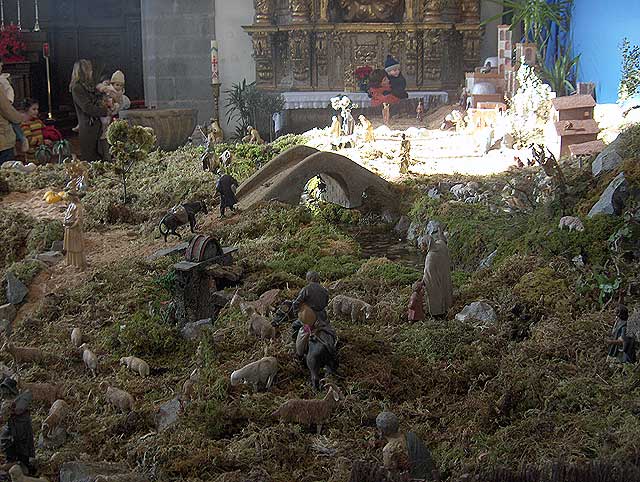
[
  {"xmin": 619, "ymin": 37, "xmax": 640, "ymax": 102},
  {"xmin": 106, "ymin": 119, "xmax": 156, "ymax": 204},
  {"xmin": 507, "ymin": 60, "xmax": 553, "ymax": 147}
]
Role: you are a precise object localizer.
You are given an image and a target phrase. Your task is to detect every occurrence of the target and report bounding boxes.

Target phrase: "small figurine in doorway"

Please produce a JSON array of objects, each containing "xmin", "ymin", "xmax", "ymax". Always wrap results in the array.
[
  {"xmin": 329, "ymin": 115, "xmax": 342, "ymax": 139},
  {"xmin": 416, "ymin": 99, "xmax": 425, "ymax": 123},
  {"xmin": 399, "ymin": 134, "xmax": 411, "ymax": 174},
  {"xmin": 382, "ymin": 103, "xmax": 391, "ymax": 126}
]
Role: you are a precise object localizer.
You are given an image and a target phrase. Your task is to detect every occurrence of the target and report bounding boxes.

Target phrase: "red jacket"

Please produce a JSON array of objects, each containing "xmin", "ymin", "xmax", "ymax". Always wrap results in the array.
[{"xmin": 368, "ymin": 86, "xmax": 400, "ymax": 107}]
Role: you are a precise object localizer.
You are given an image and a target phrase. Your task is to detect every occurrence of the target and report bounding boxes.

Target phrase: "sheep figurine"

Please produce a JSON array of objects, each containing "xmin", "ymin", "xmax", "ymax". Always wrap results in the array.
[
  {"xmin": 329, "ymin": 295, "xmax": 374, "ymax": 323},
  {"xmin": 180, "ymin": 368, "xmax": 200, "ymax": 409},
  {"xmin": 70, "ymin": 328, "xmax": 83, "ymax": 347},
  {"xmin": 3, "ymin": 343, "xmax": 45, "ymax": 364},
  {"xmin": 18, "ymin": 381, "xmax": 64, "ymax": 405},
  {"xmin": 559, "ymin": 216, "xmax": 585, "ymax": 232},
  {"xmin": 245, "ymin": 307, "xmax": 276, "ymax": 340},
  {"xmin": 102, "ymin": 383, "xmax": 135, "ymax": 413},
  {"xmin": 271, "ymin": 381, "xmax": 343, "ymax": 434},
  {"xmin": 234, "ymin": 289, "xmax": 281, "ymax": 316},
  {"xmin": 230, "ymin": 356, "xmax": 279, "ymax": 392},
  {"xmin": 8, "ymin": 464, "xmax": 49, "ymax": 482},
  {"xmin": 119, "ymin": 356, "xmax": 150, "ymax": 378},
  {"xmin": 41, "ymin": 399, "xmax": 71, "ymax": 438},
  {"xmin": 78, "ymin": 343, "xmax": 98, "ymax": 377}
]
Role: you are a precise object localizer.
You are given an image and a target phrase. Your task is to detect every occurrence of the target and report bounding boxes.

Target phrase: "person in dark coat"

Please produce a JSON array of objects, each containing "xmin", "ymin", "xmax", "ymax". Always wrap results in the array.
[
  {"xmin": 215, "ymin": 173, "xmax": 239, "ymax": 218},
  {"xmin": 384, "ymin": 55, "xmax": 408, "ymax": 100},
  {"xmin": 607, "ymin": 304, "xmax": 636, "ymax": 363},
  {"xmin": 70, "ymin": 59, "xmax": 108, "ymax": 162},
  {"xmin": 0, "ymin": 380, "xmax": 35, "ymax": 475}
]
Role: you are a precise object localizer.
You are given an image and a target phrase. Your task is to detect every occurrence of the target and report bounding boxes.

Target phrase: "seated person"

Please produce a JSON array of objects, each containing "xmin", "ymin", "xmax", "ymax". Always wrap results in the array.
[
  {"xmin": 368, "ymin": 69, "xmax": 400, "ymax": 107},
  {"xmin": 384, "ymin": 55, "xmax": 408, "ymax": 100},
  {"xmin": 19, "ymin": 99, "xmax": 63, "ymax": 162}
]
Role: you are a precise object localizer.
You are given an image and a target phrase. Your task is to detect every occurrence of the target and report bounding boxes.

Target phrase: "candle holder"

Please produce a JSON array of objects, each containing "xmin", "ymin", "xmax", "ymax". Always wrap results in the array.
[
  {"xmin": 212, "ymin": 83, "xmax": 221, "ymax": 122},
  {"xmin": 33, "ymin": 0, "xmax": 40, "ymax": 32},
  {"xmin": 16, "ymin": 0, "xmax": 21, "ymax": 31}
]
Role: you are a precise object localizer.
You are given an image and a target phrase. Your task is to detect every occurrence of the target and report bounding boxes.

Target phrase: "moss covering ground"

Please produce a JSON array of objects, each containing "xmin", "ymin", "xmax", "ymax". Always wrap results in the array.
[{"xmin": 0, "ymin": 137, "xmax": 638, "ymax": 481}]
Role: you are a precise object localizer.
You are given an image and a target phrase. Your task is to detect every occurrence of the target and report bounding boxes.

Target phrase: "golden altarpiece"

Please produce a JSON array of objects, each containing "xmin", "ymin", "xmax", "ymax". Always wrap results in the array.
[{"xmin": 243, "ymin": 0, "xmax": 482, "ymax": 94}]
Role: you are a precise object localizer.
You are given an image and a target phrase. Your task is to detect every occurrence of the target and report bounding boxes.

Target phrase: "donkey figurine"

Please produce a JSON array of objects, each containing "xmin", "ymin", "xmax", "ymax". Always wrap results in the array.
[{"xmin": 158, "ymin": 201, "xmax": 208, "ymax": 242}]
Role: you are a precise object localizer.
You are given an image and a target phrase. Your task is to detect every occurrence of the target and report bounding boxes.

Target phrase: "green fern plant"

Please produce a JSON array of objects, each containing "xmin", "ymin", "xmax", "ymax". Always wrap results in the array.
[{"xmin": 542, "ymin": 48, "xmax": 580, "ymax": 96}]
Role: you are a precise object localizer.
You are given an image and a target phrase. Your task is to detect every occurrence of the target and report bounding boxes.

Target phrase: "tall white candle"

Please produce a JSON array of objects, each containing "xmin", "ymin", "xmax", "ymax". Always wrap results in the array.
[
  {"xmin": 211, "ymin": 40, "xmax": 220, "ymax": 85},
  {"xmin": 16, "ymin": 0, "xmax": 20, "ymax": 30},
  {"xmin": 1, "ymin": 0, "xmax": 5, "ymax": 30},
  {"xmin": 33, "ymin": 0, "xmax": 40, "ymax": 31}
]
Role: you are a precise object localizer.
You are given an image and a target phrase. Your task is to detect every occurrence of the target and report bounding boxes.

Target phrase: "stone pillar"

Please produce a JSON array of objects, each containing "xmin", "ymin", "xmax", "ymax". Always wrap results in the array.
[
  {"xmin": 140, "ymin": 0, "xmax": 216, "ymax": 124},
  {"xmin": 497, "ymin": 24, "xmax": 512, "ymax": 74}
]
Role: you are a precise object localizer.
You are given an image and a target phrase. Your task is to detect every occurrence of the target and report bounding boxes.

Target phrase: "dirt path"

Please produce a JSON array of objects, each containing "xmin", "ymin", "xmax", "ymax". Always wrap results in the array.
[{"xmin": 2, "ymin": 190, "xmax": 173, "ymax": 323}]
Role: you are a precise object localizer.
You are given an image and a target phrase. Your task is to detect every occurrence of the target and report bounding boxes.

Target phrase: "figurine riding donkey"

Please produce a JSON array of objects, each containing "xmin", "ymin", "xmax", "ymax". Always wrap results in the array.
[{"xmin": 272, "ymin": 271, "xmax": 339, "ymax": 389}]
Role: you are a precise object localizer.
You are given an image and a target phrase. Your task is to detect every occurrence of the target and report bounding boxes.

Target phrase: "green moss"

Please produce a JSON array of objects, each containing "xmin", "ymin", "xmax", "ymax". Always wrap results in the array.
[
  {"xmin": 7, "ymin": 259, "xmax": 44, "ymax": 286},
  {"xmin": 356, "ymin": 258, "xmax": 421, "ymax": 286},
  {"xmin": 106, "ymin": 311, "xmax": 181, "ymax": 357},
  {"xmin": 0, "ymin": 209, "xmax": 36, "ymax": 270},
  {"xmin": 514, "ymin": 266, "xmax": 574, "ymax": 313},
  {"xmin": 26, "ymin": 219, "xmax": 63, "ymax": 254}
]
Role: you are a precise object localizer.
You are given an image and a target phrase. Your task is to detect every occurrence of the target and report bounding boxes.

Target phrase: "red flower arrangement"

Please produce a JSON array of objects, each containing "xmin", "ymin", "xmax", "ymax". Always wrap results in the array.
[
  {"xmin": 355, "ymin": 65, "xmax": 373, "ymax": 92},
  {"xmin": 355, "ymin": 65, "xmax": 373, "ymax": 81},
  {"xmin": 0, "ymin": 25, "xmax": 26, "ymax": 63}
]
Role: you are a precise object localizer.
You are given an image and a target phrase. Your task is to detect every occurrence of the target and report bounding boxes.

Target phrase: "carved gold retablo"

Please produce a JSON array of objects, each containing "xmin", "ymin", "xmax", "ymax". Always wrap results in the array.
[{"xmin": 337, "ymin": 0, "xmax": 403, "ymax": 22}]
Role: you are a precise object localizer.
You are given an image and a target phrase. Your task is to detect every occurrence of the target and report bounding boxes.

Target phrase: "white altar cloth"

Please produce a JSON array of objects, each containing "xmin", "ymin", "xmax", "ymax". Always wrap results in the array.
[{"xmin": 281, "ymin": 91, "xmax": 449, "ymax": 110}]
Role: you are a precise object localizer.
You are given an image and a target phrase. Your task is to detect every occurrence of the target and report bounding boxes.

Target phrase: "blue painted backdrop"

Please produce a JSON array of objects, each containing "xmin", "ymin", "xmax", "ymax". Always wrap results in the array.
[{"xmin": 572, "ymin": 0, "xmax": 640, "ymax": 103}]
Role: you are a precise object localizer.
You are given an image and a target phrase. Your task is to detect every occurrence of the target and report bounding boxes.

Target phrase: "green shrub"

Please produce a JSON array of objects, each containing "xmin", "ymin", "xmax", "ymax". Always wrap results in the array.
[
  {"xmin": 26, "ymin": 219, "xmax": 63, "ymax": 253},
  {"xmin": 8, "ymin": 259, "xmax": 44, "ymax": 286},
  {"xmin": 356, "ymin": 258, "xmax": 421, "ymax": 286}
]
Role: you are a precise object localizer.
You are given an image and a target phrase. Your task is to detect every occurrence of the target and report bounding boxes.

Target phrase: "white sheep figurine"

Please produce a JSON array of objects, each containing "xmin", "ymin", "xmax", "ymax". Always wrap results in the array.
[
  {"xmin": 78, "ymin": 343, "xmax": 98, "ymax": 377},
  {"xmin": 271, "ymin": 381, "xmax": 343, "ymax": 434},
  {"xmin": 559, "ymin": 216, "xmax": 585, "ymax": 232},
  {"xmin": 70, "ymin": 327, "xmax": 83, "ymax": 347},
  {"xmin": 329, "ymin": 295, "xmax": 374, "ymax": 323},
  {"xmin": 119, "ymin": 356, "xmax": 150, "ymax": 378},
  {"xmin": 101, "ymin": 383, "xmax": 135, "ymax": 413},
  {"xmin": 3, "ymin": 343, "xmax": 45, "ymax": 364},
  {"xmin": 42, "ymin": 399, "xmax": 71, "ymax": 438},
  {"xmin": 8, "ymin": 464, "xmax": 49, "ymax": 482},
  {"xmin": 230, "ymin": 356, "xmax": 279, "ymax": 392}
]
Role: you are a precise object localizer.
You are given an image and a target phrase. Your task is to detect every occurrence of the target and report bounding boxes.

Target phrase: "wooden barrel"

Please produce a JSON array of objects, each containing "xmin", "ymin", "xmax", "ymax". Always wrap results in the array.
[{"xmin": 185, "ymin": 235, "xmax": 223, "ymax": 262}]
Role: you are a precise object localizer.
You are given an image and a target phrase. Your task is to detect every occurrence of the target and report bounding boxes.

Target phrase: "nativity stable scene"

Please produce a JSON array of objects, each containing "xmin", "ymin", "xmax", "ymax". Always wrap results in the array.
[{"xmin": 0, "ymin": 0, "xmax": 639, "ymax": 481}]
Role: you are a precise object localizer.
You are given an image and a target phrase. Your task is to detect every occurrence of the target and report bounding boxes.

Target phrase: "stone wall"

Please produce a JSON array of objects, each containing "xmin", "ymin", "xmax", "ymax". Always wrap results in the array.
[{"xmin": 140, "ymin": 0, "xmax": 254, "ymax": 134}]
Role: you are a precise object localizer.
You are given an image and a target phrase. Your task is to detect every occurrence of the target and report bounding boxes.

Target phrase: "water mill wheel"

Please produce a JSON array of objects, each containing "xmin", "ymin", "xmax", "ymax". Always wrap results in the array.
[{"xmin": 185, "ymin": 235, "xmax": 223, "ymax": 263}]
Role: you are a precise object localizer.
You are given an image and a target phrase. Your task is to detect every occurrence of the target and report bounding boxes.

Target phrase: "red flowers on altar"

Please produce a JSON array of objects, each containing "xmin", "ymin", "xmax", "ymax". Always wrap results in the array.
[
  {"xmin": 355, "ymin": 65, "xmax": 373, "ymax": 92},
  {"xmin": 0, "ymin": 25, "xmax": 27, "ymax": 63}
]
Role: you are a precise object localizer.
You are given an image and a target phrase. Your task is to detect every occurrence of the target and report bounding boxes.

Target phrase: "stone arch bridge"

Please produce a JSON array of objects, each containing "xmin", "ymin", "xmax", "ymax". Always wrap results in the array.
[{"xmin": 236, "ymin": 146, "xmax": 397, "ymax": 211}]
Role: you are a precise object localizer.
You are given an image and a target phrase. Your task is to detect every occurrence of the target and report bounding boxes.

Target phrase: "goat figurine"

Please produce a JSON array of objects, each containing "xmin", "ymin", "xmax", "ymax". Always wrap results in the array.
[
  {"xmin": 158, "ymin": 201, "xmax": 208, "ymax": 242},
  {"xmin": 271, "ymin": 380, "xmax": 343, "ymax": 434},
  {"xmin": 558, "ymin": 216, "xmax": 585, "ymax": 232}
]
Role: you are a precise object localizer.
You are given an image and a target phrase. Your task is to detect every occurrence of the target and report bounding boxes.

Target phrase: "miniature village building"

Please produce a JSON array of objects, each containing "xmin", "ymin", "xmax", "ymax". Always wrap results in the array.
[{"xmin": 551, "ymin": 94, "xmax": 596, "ymax": 122}]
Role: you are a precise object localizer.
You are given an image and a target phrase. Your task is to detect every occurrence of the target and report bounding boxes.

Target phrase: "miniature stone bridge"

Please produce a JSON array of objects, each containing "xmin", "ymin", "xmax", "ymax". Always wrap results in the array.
[{"xmin": 236, "ymin": 146, "xmax": 397, "ymax": 210}]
